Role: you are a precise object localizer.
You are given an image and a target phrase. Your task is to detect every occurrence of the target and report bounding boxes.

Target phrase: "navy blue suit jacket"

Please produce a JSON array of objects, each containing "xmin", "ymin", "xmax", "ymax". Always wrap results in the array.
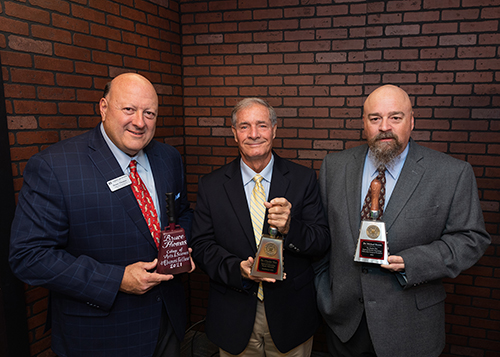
[
  {"xmin": 10, "ymin": 125, "xmax": 192, "ymax": 357},
  {"xmin": 191, "ymin": 154, "xmax": 330, "ymax": 354}
]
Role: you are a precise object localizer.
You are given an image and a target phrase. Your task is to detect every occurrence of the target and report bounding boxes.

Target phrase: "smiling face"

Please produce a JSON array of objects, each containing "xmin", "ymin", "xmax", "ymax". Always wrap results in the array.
[
  {"xmin": 232, "ymin": 103, "xmax": 277, "ymax": 173},
  {"xmin": 100, "ymin": 73, "xmax": 158, "ymax": 156},
  {"xmin": 363, "ymin": 85, "xmax": 414, "ymax": 164}
]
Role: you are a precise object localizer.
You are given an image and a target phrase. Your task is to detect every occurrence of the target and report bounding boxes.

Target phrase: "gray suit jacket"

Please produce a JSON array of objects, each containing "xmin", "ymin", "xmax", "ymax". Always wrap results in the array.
[{"xmin": 315, "ymin": 139, "xmax": 490, "ymax": 357}]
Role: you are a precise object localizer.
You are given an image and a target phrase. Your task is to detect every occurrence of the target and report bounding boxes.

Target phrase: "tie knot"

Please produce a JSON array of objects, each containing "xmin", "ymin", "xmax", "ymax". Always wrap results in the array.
[
  {"xmin": 378, "ymin": 165, "xmax": 385, "ymax": 174},
  {"xmin": 129, "ymin": 160, "xmax": 137, "ymax": 172},
  {"xmin": 253, "ymin": 174, "xmax": 263, "ymax": 184}
]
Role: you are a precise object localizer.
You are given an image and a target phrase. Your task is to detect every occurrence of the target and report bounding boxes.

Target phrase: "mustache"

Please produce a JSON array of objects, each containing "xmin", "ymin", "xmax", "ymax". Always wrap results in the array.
[{"xmin": 374, "ymin": 132, "xmax": 397, "ymax": 141}]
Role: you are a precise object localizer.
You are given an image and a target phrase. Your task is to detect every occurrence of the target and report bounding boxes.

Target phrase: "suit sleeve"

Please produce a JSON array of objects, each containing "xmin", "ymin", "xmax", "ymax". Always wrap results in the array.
[
  {"xmin": 9, "ymin": 155, "xmax": 124, "ymax": 311},
  {"xmin": 190, "ymin": 177, "xmax": 246, "ymax": 290},
  {"xmin": 398, "ymin": 163, "xmax": 490, "ymax": 288}
]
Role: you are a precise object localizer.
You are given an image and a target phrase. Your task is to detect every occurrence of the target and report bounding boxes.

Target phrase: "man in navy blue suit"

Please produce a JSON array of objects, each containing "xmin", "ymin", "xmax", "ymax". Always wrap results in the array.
[{"xmin": 10, "ymin": 73, "xmax": 193, "ymax": 357}]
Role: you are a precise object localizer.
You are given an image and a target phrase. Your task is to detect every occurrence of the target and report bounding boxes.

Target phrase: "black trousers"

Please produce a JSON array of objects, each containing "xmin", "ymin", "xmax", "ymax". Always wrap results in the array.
[
  {"xmin": 152, "ymin": 305, "xmax": 180, "ymax": 357},
  {"xmin": 325, "ymin": 313, "xmax": 377, "ymax": 357}
]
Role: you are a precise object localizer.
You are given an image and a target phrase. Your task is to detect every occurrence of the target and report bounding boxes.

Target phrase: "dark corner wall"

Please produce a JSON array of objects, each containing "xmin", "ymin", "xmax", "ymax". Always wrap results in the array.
[{"xmin": 1, "ymin": 0, "xmax": 499, "ymax": 356}]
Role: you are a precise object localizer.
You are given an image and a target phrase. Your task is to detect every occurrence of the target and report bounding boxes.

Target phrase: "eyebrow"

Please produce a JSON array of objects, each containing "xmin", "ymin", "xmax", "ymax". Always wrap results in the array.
[{"xmin": 237, "ymin": 120, "xmax": 269, "ymax": 126}]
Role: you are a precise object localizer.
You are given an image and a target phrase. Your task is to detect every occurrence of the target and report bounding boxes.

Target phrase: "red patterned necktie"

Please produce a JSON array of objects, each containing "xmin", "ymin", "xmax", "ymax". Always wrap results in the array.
[
  {"xmin": 129, "ymin": 160, "xmax": 160, "ymax": 248},
  {"xmin": 361, "ymin": 165, "xmax": 386, "ymax": 220}
]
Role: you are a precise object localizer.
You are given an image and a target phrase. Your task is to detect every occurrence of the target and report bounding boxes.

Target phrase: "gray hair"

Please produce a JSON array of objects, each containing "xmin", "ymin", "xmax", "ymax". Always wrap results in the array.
[{"xmin": 231, "ymin": 98, "xmax": 277, "ymax": 127}]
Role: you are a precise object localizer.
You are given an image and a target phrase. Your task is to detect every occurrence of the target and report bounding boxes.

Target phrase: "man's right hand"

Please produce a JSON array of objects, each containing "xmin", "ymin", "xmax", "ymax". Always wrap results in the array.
[{"xmin": 119, "ymin": 259, "xmax": 174, "ymax": 295}]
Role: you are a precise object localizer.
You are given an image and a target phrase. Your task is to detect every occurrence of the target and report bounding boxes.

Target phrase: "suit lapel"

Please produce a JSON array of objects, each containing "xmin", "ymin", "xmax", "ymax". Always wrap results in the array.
[
  {"xmin": 87, "ymin": 126, "xmax": 157, "ymax": 250},
  {"xmin": 347, "ymin": 145, "xmax": 368, "ymax": 243},
  {"xmin": 146, "ymin": 143, "xmax": 175, "ymax": 229},
  {"xmin": 223, "ymin": 154, "xmax": 291, "ymax": 250},
  {"xmin": 265, "ymin": 154, "xmax": 290, "ymax": 234},
  {"xmin": 223, "ymin": 159, "xmax": 257, "ymax": 252},
  {"xmin": 384, "ymin": 141, "xmax": 424, "ymax": 232}
]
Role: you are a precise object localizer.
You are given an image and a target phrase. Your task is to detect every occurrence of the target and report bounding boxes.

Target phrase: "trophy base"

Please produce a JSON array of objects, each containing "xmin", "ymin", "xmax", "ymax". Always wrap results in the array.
[
  {"xmin": 354, "ymin": 220, "xmax": 389, "ymax": 265},
  {"xmin": 251, "ymin": 236, "xmax": 284, "ymax": 280}
]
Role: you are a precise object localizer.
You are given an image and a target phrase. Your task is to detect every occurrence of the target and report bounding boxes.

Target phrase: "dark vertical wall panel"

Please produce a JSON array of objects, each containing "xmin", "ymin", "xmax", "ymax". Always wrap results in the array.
[{"xmin": 0, "ymin": 55, "xmax": 30, "ymax": 356}]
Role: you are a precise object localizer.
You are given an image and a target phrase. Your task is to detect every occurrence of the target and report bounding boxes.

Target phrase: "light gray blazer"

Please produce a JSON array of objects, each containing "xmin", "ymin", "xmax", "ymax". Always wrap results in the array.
[{"xmin": 315, "ymin": 139, "xmax": 490, "ymax": 357}]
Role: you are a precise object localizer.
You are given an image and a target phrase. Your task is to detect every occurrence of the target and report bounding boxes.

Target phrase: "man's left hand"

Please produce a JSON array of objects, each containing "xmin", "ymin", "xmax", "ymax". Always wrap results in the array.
[
  {"xmin": 265, "ymin": 197, "xmax": 292, "ymax": 235},
  {"xmin": 381, "ymin": 255, "xmax": 405, "ymax": 272}
]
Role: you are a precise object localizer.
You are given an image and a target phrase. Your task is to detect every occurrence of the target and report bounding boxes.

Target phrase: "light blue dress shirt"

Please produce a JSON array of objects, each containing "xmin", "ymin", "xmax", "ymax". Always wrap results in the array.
[{"xmin": 100, "ymin": 123, "xmax": 161, "ymax": 221}]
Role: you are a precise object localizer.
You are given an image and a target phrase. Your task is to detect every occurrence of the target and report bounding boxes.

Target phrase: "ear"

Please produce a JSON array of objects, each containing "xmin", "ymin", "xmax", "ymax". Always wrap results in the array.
[
  {"xmin": 272, "ymin": 124, "xmax": 277, "ymax": 140},
  {"xmin": 410, "ymin": 111, "xmax": 415, "ymax": 131},
  {"xmin": 231, "ymin": 126, "xmax": 238, "ymax": 143},
  {"xmin": 99, "ymin": 98, "xmax": 108, "ymax": 122}
]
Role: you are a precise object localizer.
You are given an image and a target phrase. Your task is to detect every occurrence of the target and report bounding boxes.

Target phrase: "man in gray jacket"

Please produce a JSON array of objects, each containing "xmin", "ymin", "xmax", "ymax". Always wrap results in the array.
[{"xmin": 316, "ymin": 84, "xmax": 490, "ymax": 357}]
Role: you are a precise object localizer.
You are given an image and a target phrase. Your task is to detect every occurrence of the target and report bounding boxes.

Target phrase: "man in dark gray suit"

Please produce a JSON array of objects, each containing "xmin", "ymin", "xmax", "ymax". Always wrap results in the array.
[{"xmin": 315, "ymin": 84, "xmax": 490, "ymax": 357}]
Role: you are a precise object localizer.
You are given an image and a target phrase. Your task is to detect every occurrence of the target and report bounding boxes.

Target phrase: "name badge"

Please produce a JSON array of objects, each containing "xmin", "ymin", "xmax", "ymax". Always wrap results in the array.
[{"xmin": 107, "ymin": 175, "xmax": 132, "ymax": 192}]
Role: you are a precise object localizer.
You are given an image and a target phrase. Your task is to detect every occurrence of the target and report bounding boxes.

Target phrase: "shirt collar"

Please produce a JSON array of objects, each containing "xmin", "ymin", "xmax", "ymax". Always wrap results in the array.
[
  {"xmin": 100, "ymin": 123, "xmax": 148, "ymax": 173},
  {"xmin": 241, "ymin": 154, "xmax": 274, "ymax": 186}
]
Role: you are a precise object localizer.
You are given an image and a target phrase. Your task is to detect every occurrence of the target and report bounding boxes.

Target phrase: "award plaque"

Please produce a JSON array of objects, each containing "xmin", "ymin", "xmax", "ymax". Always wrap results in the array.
[
  {"xmin": 354, "ymin": 179, "xmax": 389, "ymax": 265},
  {"xmin": 251, "ymin": 227, "xmax": 284, "ymax": 280},
  {"xmin": 157, "ymin": 193, "xmax": 191, "ymax": 275},
  {"xmin": 354, "ymin": 220, "xmax": 389, "ymax": 265}
]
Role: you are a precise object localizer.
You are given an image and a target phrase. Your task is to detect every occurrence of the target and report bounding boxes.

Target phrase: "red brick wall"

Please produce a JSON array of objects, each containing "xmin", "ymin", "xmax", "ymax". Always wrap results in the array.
[
  {"xmin": 1, "ymin": 0, "xmax": 183, "ymax": 355},
  {"xmin": 1, "ymin": 0, "xmax": 499, "ymax": 356},
  {"xmin": 181, "ymin": 0, "xmax": 499, "ymax": 356}
]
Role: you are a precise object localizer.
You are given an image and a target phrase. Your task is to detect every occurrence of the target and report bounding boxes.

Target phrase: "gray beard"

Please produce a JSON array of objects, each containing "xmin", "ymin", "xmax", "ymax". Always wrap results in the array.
[{"xmin": 367, "ymin": 133, "xmax": 403, "ymax": 165}]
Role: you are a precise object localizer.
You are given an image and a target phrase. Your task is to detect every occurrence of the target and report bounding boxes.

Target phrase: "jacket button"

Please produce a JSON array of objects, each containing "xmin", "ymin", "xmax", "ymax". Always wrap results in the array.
[
  {"xmin": 362, "ymin": 268, "xmax": 368, "ymax": 274},
  {"xmin": 359, "ymin": 297, "xmax": 364, "ymax": 303}
]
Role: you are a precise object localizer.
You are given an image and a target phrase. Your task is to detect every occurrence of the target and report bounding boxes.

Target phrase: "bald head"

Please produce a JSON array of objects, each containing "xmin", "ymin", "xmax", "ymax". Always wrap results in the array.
[
  {"xmin": 104, "ymin": 73, "xmax": 157, "ymax": 101},
  {"xmin": 362, "ymin": 85, "xmax": 414, "ymax": 164},
  {"xmin": 100, "ymin": 73, "xmax": 158, "ymax": 156},
  {"xmin": 363, "ymin": 85, "xmax": 412, "ymax": 119}
]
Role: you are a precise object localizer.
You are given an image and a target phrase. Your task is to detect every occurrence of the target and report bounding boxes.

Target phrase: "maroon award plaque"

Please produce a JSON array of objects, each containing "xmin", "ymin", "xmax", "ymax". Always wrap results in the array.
[{"xmin": 157, "ymin": 193, "xmax": 191, "ymax": 275}]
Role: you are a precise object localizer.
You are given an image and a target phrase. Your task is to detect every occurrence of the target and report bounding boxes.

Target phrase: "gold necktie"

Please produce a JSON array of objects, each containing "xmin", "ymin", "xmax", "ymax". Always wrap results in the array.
[{"xmin": 250, "ymin": 174, "xmax": 265, "ymax": 300}]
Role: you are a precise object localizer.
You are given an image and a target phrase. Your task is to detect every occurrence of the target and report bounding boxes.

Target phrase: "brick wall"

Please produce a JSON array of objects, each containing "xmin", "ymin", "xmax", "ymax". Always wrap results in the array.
[
  {"xmin": 1, "ymin": 0, "xmax": 499, "ymax": 356},
  {"xmin": 181, "ymin": 0, "xmax": 499, "ymax": 356},
  {"xmin": 1, "ymin": 0, "xmax": 183, "ymax": 355}
]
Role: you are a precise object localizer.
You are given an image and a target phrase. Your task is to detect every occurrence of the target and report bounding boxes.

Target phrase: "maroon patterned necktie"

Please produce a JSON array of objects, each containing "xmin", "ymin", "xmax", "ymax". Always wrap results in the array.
[
  {"xmin": 361, "ymin": 165, "xmax": 386, "ymax": 220},
  {"xmin": 129, "ymin": 160, "xmax": 160, "ymax": 248}
]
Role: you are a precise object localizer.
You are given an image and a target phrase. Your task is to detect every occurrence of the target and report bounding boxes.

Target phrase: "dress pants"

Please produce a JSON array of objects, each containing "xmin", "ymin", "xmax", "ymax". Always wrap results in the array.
[
  {"xmin": 325, "ymin": 313, "xmax": 376, "ymax": 357},
  {"xmin": 152, "ymin": 305, "xmax": 180, "ymax": 357},
  {"xmin": 220, "ymin": 300, "xmax": 313, "ymax": 357}
]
